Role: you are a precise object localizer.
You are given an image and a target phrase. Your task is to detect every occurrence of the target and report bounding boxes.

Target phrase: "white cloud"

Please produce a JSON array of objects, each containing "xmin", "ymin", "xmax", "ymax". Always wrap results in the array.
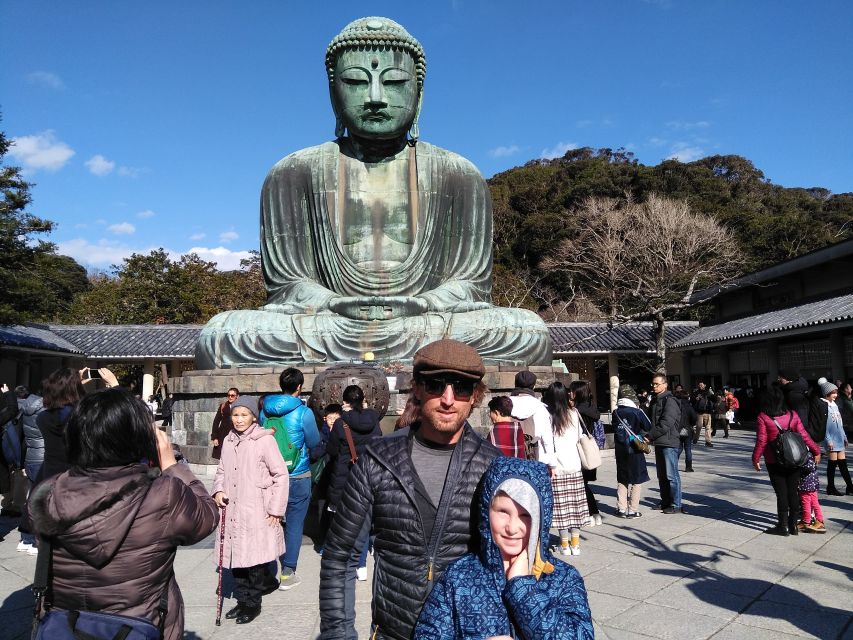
[
  {"xmin": 666, "ymin": 120, "xmax": 711, "ymax": 131},
  {"xmin": 136, "ymin": 209, "xmax": 156, "ymax": 219},
  {"xmin": 189, "ymin": 233, "xmax": 206, "ymax": 241},
  {"xmin": 648, "ymin": 137, "xmax": 668, "ymax": 147},
  {"xmin": 9, "ymin": 130, "xmax": 75, "ymax": 172},
  {"xmin": 187, "ymin": 246, "xmax": 254, "ymax": 270},
  {"xmin": 85, "ymin": 154, "xmax": 115, "ymax": 176},
  {"xmin": 27, "ymin": 71, "xmax": 65, "ymax": 90},
  {"xmin": 219, "ymin": 230, "xmax": 239, "ymax": 243},
  {"xmin": 117, "ymin": 166, "xmax": 144, "ymax": 178},
  {"xmin": 667, "ymin": 142, "xmax": 704, "ymax": 162},
  {"xmin": 488, "ymin": 145, "xmax": 521, "ymax": 158},
  {"xmin": 540, "ymin": 141, "xmax": 578, "ymax": 160},
  {"xmin": 108, "ymin": 222, "xmax": 136, "ymax": 235}
]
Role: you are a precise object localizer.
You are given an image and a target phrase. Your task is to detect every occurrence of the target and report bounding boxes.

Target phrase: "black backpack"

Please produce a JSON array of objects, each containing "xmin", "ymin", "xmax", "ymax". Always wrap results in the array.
[{"xmin": 772, "ymin": 413, "xmax": 808, "ymax": 469}]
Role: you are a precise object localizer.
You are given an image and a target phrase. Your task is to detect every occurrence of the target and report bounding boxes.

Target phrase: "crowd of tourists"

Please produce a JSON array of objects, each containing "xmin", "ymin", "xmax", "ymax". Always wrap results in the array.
[{"xmin": 1, "ymin": 346, "xmax": 851, "ymax": 638}]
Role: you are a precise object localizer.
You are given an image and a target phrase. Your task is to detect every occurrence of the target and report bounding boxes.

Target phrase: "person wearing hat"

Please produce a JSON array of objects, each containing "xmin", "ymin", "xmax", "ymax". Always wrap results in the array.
[
  {"xmin": 509, "ymin": 370, "xmax": 554, "ymax": 462},
  {"xmin": 611, "ymin": 384, "xmax": 653, "ymax": 518},
  {"xmin": 212, "ymin": 395, "xmax": 289, "ymax": 625},
  {"xmin": 320, "ymin": 338, "xmax": 500, "ymax": 640},
  {"xmin": 810, "ymin": 379, "xmax": 852, "ymax": 495}
]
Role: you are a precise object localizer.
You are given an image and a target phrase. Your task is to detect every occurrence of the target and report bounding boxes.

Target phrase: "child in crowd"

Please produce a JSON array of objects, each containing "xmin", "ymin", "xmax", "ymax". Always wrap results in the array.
[
  {"xmin": 212, "ymin": 396, "xmax": 289, "ymax": 625},
  {"xmin": 414, "ymin": 457, "xmax": 594, "ymax": 639},
  {"xmin": 487, "ymin": 396, "xmax": 526, "ymax": 459},
  {"xmin": 798, "ymin": 452, "xmax": 826, "ymax": 533}
]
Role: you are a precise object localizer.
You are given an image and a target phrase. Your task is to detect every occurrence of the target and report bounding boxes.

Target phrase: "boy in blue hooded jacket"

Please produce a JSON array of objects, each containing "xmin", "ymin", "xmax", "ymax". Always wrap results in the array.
[{"xmin": 415, "ymin": 456, "xmax": 594, "ymax": 639}]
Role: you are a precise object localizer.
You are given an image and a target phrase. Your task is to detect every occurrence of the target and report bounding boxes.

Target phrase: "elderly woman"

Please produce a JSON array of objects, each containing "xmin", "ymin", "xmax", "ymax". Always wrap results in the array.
[{"xmin": 31, "ymin": 388, "xmax": 219, "ymax": 640}]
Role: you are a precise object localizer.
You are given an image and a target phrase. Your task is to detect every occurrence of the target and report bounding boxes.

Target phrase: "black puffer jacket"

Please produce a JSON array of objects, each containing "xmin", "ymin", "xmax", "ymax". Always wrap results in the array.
[
  {"xmin": 319, "ymin": 423, "xmax": 499, "ymax": 640},
  {"xmin": 782, "ymin": 378, "xmax": 810, "ymax": 428},
  {"xmin": 326, "ymin": 408, "xmax": 382, "ymax": 507},
  {"xmin": 649, "ymin": 391, "xmax": 681, "ymax": 448}
]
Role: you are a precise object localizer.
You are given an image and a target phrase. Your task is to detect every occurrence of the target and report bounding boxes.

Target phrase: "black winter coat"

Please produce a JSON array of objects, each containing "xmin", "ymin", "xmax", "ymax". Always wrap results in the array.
[
  {"xmin": 807, "ymin": 398, "xmax": 828, "ymax": 443},
  {"xmin": 319, "ymin": 423, "xmax": 500, "ymax": 640},
  {"xmin": 326, "ymin": 408, "xmax": 382, "ymax": 507},
  {"xmin": 649, "ymin": 391, "xmax": 681, "ymax": 448},
  {"xmin": 782, "ymin": 378, "xmax": 810, "ymax": 428}
]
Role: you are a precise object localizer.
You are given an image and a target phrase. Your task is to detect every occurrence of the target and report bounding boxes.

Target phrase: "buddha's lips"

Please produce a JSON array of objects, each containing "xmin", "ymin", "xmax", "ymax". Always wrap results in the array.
[{"xmin": 363, "ymin": 112, "xmax": 391, "ymax": 121}]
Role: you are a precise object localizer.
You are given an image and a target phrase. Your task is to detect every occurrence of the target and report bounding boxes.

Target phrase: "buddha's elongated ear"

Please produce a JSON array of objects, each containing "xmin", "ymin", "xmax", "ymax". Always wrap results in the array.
[
  {"xmin": 408, "ymin": 89, "xmax": 423, "ymax": 143},
  {"xmin": 329, "ymin": 84, "xmax": 345, "ymax": 139}
]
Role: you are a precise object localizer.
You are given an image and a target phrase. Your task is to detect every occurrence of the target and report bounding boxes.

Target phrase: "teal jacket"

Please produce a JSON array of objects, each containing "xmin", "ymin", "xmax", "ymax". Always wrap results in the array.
[{"xmin": 260, "ymin": 394, "xmax": 320, "ymax": 477}]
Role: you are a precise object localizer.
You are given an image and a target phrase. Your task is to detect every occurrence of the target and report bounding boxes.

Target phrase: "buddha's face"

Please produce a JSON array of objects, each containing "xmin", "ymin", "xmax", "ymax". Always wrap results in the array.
[{"xmin": 333, "ymin": 48, "xmax": 419, "ymax": 140}]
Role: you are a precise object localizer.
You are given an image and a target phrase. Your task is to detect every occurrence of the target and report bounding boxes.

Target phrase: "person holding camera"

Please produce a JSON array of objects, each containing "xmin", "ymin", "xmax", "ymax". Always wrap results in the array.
[{"xmin": 30, "ymin": 387, "xmax": 219, "ymax": 639}]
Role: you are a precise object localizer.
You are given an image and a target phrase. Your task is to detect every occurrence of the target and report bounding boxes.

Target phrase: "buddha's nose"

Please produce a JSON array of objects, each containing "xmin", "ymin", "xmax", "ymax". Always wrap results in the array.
[{"xmin": 367, "ymin": 78, "xmax": 386, "ymax": 106}]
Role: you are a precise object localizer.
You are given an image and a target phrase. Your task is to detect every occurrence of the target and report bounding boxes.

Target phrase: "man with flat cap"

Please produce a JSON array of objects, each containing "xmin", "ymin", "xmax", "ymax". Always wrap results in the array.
[{"xmin": 319, "ymin": 339, "xmax": 500, "ymax": 640}]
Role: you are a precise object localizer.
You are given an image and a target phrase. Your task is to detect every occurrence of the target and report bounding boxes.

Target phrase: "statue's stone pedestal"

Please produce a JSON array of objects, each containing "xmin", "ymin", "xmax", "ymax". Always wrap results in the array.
[{"xmin": 170, "ymin": 364, "xmax": 574, "ymax": 467}]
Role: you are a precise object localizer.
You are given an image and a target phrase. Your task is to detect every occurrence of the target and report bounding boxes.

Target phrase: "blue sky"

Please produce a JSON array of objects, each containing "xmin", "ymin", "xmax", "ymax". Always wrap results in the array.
[{"xmin": 4, "ymin": 1, "xmax": 851, "ymax": 271}]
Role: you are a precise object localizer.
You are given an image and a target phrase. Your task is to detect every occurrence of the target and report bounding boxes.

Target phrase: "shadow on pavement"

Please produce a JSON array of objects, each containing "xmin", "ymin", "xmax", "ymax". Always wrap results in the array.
[{"xmin": 0, "ymin": 586, "xmax": 35, "ymax": 640}]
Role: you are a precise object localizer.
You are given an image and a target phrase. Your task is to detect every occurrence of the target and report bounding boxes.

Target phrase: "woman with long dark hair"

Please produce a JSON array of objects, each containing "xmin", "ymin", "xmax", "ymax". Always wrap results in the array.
[
  {"xmin": 753, "ymin": 384, "xmax": 820, "ymax": 535},
  {"xmin": 325, "ymin": 384, "xmax": 382, "ymax": 580},
  {"xmin": 569, "ymin": 380, "xmax": 602, "ymax": 525},
  {"xmin": 36, "ymin": 368, "xmax": 87, "ymax": 482},
  {"xmin": 30, "ymin": 388, "xmax": 219, "ymax": 639},
  {"xmin": 543, "ymin": 381, "xmax": 589, "ymax": 556}
]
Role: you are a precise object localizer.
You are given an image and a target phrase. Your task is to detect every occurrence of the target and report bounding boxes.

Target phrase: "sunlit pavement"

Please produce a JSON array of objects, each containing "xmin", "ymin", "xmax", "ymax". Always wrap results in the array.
[{"xmin": 1, "ymin": 431, "xmax": 850, "ymax": 639}]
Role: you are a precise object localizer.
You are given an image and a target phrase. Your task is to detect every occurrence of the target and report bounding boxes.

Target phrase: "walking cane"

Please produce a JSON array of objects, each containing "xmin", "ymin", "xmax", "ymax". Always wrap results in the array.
[{"xmin": 215, "ymin": 505, "xmax": 226, "ymax": 626}]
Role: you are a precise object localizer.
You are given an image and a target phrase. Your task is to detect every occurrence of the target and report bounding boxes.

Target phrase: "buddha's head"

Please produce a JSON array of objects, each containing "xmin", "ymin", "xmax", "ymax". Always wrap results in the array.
[{"xmin": 326, "ymin": 17, "xmax": 426, "ymax": 142}]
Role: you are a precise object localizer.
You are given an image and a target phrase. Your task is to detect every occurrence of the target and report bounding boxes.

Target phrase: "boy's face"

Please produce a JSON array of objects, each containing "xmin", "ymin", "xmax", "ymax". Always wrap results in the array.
[
  {"xmin": 490, "ymin": 494, "xmax": 532, "ymax": 562},
  {"xmin": 325, "ymin": 412, "xmax": 340, "ymax": 428},
  {"xmin": 231, "ymin": 406, "xmax": 255, "ymax": 433}
]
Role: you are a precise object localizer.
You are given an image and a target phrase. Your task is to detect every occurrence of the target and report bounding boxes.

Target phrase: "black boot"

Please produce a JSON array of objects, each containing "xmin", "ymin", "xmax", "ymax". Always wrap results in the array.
[
  {"xmin": 765, "ymin": 510, "xmax": 789, "ymax": 536},
  {"xmin": 837, "ymin": 459, "xmax": 853, "ymax": 494},
  {"xmin": 685, "ymin": 462, "xmax": 694, "ymax": 472},
  {"xmin": 235, "ymin": 606, "xmax": 261, "ymax": 624},
  {"xmin": 788, "ymin": 515, "xmax": 799, "ymax": 536},
  {"xmin": 827, "ymin": 460, "xmax": 843, "ymax": 495},
  {"xmin": 225, "ymin": 604, "xmax": 245, "ymax": 620}
]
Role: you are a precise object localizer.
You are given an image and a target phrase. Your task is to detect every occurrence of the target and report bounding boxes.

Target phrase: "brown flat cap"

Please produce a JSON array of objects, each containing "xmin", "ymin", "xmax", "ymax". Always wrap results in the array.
[{"xmin": 413, "ymin": 339, "xmax": 485, "ymax": 381}]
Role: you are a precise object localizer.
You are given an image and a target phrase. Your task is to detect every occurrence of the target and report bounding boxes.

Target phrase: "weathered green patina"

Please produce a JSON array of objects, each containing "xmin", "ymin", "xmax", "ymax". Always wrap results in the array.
[{"xmin": 196, "ymin": 17, "xmax": 551, "ymax": 368}]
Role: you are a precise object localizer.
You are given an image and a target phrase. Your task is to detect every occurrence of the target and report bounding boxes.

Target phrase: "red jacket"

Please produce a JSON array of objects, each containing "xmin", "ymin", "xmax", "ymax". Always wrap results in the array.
[{"xmin": 753, "ymin": 411, "xmax": 819, "ymax": 466}]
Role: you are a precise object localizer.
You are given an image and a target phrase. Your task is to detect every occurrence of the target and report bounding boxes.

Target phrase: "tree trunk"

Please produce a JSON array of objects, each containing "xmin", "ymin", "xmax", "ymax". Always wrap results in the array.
[{"xmin": 654, "ymin": 313, "xmax": 666, "ymax": 375}]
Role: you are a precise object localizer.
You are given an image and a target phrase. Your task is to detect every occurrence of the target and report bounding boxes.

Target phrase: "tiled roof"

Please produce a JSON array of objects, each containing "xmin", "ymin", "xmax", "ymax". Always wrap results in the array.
[
  {"xmin": 548, "ymin": 322, "xmax": 699, "ymax": 354},
  {"xmin": 49, "ymin": 324, "xmax": 203, "ymax": 359},
  {"xmin": 673, "ymin": 293, "xmax": 853, "ymax": 349},
  {"xmin": 0, "ymin": 324, "xmax": 83, "ymax": 355}
]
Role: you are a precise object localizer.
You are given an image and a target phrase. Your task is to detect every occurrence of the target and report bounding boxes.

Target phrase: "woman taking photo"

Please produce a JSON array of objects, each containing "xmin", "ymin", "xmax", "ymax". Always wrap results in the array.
[
  {"xmin": 753, "ymin": 384, "xmax": 820, "ymax": 536},
  {"xmin": 543, "ymin": 381, "xmax": 589, "ymax": 556},
  {"xmin": 31, "ymin": 388, "xmax": 219, "ymax": 639}
]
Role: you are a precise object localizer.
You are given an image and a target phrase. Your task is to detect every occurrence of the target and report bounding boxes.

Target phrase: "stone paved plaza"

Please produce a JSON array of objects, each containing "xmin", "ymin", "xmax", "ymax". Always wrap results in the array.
[{"xmin": 1, "ymin": 430, "xmax": 851, "ymax": 639}]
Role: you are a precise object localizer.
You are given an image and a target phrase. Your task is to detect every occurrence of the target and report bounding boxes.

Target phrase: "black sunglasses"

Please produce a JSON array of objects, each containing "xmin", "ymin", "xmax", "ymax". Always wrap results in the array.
[{"xmin": 420, "ymin": 376, "xmax": 476, "ymax": 399}]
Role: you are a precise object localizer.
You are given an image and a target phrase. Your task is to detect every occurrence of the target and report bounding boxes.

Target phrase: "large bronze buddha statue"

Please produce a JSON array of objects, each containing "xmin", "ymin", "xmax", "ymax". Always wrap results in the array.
[{"xmin": 196, "ymin": 17, "xmax": 551, "ymax": 368}]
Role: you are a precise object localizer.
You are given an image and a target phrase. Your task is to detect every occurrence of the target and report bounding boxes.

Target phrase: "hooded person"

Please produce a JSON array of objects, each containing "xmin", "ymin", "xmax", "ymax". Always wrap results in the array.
[
  {"xmin": 414, "ymin": 456, "xmax": 594, "ymax": 640},
  {"xmin": 611, "ymin": 384, "xmax": 652, "ymax": 518}
]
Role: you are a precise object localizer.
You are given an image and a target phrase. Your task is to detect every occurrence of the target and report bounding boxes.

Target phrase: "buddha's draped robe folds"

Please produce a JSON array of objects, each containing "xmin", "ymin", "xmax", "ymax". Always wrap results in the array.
[{"xmin": 196, "ymin": 141, "xmax": 551, "ymax": 368}]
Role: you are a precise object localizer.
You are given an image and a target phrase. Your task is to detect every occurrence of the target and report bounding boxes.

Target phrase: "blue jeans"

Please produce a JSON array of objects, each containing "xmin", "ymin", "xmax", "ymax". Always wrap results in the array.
[
  {"xmin": 655, "ymin": 446, "xmax": 681, "ymax": 508},
  {"xmin": 281, "ymin": 476, "xmax": 312, "ymax": 572}
]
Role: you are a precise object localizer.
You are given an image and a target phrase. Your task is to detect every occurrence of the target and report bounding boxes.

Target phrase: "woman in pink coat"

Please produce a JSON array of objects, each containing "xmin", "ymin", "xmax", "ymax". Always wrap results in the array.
[
  {"xmin": 752, "ymin": 384, "xmax": 819, "ymax": 537},
  {"xmin": 213, "ymin": 396, "xmax": 289, "ymax": 624}
]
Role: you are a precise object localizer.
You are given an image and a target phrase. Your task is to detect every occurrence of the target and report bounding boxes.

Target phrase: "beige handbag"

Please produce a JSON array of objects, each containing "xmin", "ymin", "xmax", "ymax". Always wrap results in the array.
[{"xmin": 577, "ymin": 424, "xmax": 602, "ymax": 470}]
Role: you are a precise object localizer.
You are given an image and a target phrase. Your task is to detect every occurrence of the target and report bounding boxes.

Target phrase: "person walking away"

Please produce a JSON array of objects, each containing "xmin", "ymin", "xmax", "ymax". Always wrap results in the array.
[
  {"xmin": 15, "ymin": 386, "xmax": 43, "ymax": 554},
  {"xmin": 325, "ymin": 385, "xmax": 382, "ymax": 581},
  {"xmin": 30, "ymin": 388, "xmax": 219, "ymax": 640},
  {"xmin": 837, "ymin": 382, "xmax": 853, "ymax": 440},
  {"xmin": 797, "ymin": 452, "xmax": 826, "ymax": 533},
  {"xmin": 569, "ymin": 380, "xmax": 603, "ymax": 526},
  {"xmin": 319, "ymin": 339, "xmax": 499, "ymax": 640},
  {"xmin": 779, "ymin": 369, "xmax": 810, "ymax": 428},
  {"xmin": 211, "ymin": 388, "xmax": 238, "ymax": 460},
  {"xmin": 212, "ymin": 395, "xmax": 289, "ymax": 624},
  {"xmin": 711, "ymin": 392, "xmax": 727, "ymax": 440},
  {"xmin": 612, "ymin": 385, "xmax": 651, "ymax": 518},
  {"xmin": 675, "ymin": 389, "xmax": 698, "ymax": 472},
  {"xmin": 692, "ymin": 382, "xmax": 714, "ymax": 448},
  {"xmin": 509, "ymin": 371, "xmax": 553, "ymax": 462},
  {"xmin": 414, "ymin": 456, "xmax": 594, "ymax": 640},
  {"xmin": 649, "ymin": 374, "xmax": 683, "ymax": 514},
  {"xmin": 811, "ymin": 379, "xmax": 852, "ymax": 495},
  {"xmin": 723, "ymin": 389, "xmax": 739, "ymax": 436},
  {"xmin": 543, "ymin": 381, "xmax": 588, "ymax": 556},
  {"xmin": 261, "ymin": 368, "xmax": 320, "ymax": 590},
  {"xmin": 487, "ymin": 396, "xmax": 526, "ymax": 459},
  {"xmin": 753, "ymin": 384, "xmax": 820, "ymax": 535}
]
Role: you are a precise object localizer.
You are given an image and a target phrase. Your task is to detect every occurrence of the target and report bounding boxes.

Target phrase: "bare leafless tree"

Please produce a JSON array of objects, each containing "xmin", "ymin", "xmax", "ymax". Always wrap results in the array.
[{"xmin": 541, "ymin": 194, "xmax": 744, "ymax": 373}]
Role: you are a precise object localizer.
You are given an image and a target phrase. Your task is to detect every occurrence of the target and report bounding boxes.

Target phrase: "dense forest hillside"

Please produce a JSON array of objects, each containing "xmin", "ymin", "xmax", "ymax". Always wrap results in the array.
[{"xmin": 488, "ymin": 148, "xmax": 853, "ymax": 307}]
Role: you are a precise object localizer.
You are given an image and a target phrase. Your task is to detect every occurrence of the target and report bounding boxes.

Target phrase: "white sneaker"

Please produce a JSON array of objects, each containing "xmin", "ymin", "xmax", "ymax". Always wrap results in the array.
[
  {"xmin": 16, "ymin": 541, "xmax": 33, "ymax": 553},
  {"xmin": 593, "ymin": 514, "xmax": 603, "ymax": 526},
  {"xmin": 584, "ymin": 516, "xmax": 595, "ymax": 527},
  {"xmin": 559, "ymin": 545, "xmax": 572, "ymax": 556},
  {"xmin": 569, "ymin": 546, "xmax": 581, "ymax": 556},
  {"xmin": 356, "ymin": 566, "xmax": 367, "ymax": 581},
  {"xmin": 27, "ymin": 546, "xmax": 38, "ymax": 556}
]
